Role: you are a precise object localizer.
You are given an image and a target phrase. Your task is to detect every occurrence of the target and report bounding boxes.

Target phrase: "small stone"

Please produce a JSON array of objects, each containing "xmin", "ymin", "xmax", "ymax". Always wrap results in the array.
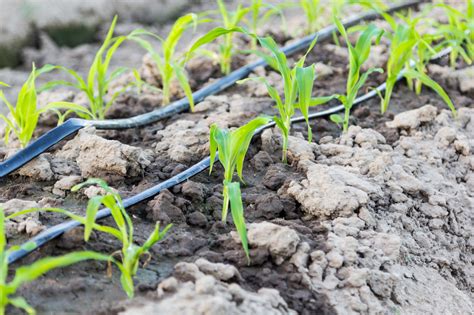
[
  {"xmin": 386, "ymin": 105, "xmax": 437, "ymax": 130},
  {"xmin": 53, "ymin": 175, "xmax": 82, "ymax": 196},
  {"xmin": 182, "ymin": 181, "xmax": 208, "ymax": 203},
  {"xmin": 251, "ymin": 151, "xmax": 273, "ymax": 169},
  {"xmin": 147, "ymin": 190, "xmax": 184, "ymax": 224},
  {"xmin": 290, "ymin": 242, "xmax": 310, "ymax": 270},
  {"xmin": 17, "ymin": 217, "xmax": 45, "ymax": 236},
  {"xmin": 367, "ymin": 271, "xmax": 395, "ymax": 298},
  {"xmin": 344, "ymin": 268, "xmax": 368, "ymax": 287},
  {"xmin": 194, "ymin": 275, "xmax": 216, "ymax": 294},
  {"xmin": 157, "ymin": 277, "xmax": 178, "ymax": 297},
  {"xmin": 326, "ymin": 250, "xmax": 344, "ymax": 269},
  {"xmin": 17, "ymin": 154, "xmax": 54, "ymax": 181},
  {"xmin": 233, "ymin": 222, "xmax": 300, "ymax": 265},
  {"xmin": 187, "ymin": 211, "xmax": 208, "ymax": 227},
  {"xmin": 435, "ymin": 127, "xmax": 457, "ymax": 147},
  {"xmin": 254, "ymin": 193, "xmax": 284, "ymax": 219},
  {"xmin": 195, "ymin": 258, "xmax": 241, "ymax": 282},
  {"xmin": 419, "ymin": 203, "xmax": 448, "ymax": 218},
  {"xmin": 262, "ymin": 164, "xmax": 287, "ymax": 191},
  {"xmin": 454, "ymin": 139, "xmax": 470, "ymax": 156},
  {"xmin": 429, "ymin": 219, "xmax": 445, "ymax": 229},
  {"xmin": 323, "ymin": 271, "xmax": 339, "ymax": 290}
]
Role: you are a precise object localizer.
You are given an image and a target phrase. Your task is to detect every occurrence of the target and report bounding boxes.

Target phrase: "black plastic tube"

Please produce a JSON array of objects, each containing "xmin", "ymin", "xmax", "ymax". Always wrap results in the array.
[
  {"xmin": 0, "ymin": 1, "xmax": 420, "ymax": 178},
  {"xmin": 8, "ymin": 44, "xmax": 452, "ymax": 264}
]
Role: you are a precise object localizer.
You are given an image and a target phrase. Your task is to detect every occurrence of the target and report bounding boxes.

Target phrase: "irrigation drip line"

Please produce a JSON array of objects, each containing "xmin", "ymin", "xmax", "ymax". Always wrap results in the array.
[
  {"xmin": 0, "ymin": 0, "xmax": 421, "ymax": 178},
  {"xmin": 7, "ymin": 46, "xmax": 452, "ymax": 265}
]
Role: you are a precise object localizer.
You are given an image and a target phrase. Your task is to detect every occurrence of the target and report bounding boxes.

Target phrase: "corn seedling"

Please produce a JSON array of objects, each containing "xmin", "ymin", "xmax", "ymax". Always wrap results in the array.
[
  {"xmin": 300, "ymin": 0, "xmax": 324, "ymax": 34},
  {"xmin": 191, "ymin": 0, "xmax": 250, "ymax": 75},
  {"xmin": 1, "ymin": 209, "xmax": 110, "ymax": 315},
  {"xmin": 331, "ymin": 17, "xmax": 384, "ymax": 132},
  {"xmin": 70, "ymin": 179, "xmax": 172, "ymax": 298},
  {"xmin": 246, "ymin": 0, "xmax": 287, "ymax": 49},
  {"xmin": 239, "ymin": 36, "xmax": 336, "ymax": 162},
  {"xmin": 43, "ymin": 16, "xmax": 140, "ymax": 120},
  {"xmin": 13, "ymin": 179, "xmax": 171, "ymax": 298},
  {"xmin": 0, "ymin": 65, "xmax": 89, "ymax": 147},
  {"xmin": 209, "ymin": 116, "xmax": 271, "ymax": 261},
  {"xmin": 379, "ymin": 13, "xmax": 456, "ymax": 115},
  {"xmin": 398, "ymin": 13, "xmax": 441, "ymax": 95},
  {"xmin": 128, "ymin": 14, "xmax": 198, "ymax": 109},
  {"xmin": 436, "ymin": 1, "xmax": 473, "ymax": 68}
]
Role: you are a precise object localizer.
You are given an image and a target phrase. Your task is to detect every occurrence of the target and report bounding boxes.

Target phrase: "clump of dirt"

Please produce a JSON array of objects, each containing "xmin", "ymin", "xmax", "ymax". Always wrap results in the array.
[
  {"xmin": 275, "ymin": 105, "xmax": 473, "ymax": 314},
  {"xmin": 120, "ymin": 259, "xmax": 295, "ymax": 314},
  {"xmin": 56, "ymin": 126, "xmax": 153, "ymax": 180}
]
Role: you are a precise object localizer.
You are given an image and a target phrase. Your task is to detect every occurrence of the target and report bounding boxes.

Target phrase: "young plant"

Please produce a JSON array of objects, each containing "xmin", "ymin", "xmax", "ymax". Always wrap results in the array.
[
  {"xmin": 43, "ymin": 16, "xmax": 139, "ymax": 120},
  {"xmin": 129, "ymin": 13, "xmax": 198, "ymax": 109},
  {"xmin": 13, "ymin": 179, "xmax": 171, "ymax": 298},
  {"xmin": 246, "ymin": 0, "xmax": 287, "ymax": 49},
  {"xmin": 0, "ymin": 65, "xmax": 89, "ymax": 147},
  {"xmin": 70, "ymin": 179, "xmax": 172, "ymax": 298},
  {"xmin": 300, "ymin": 0, "xmax": 324, "ymax": 34},
  {"xmin": 1, "ymin": 210, "xmax": 110, "ymax": 315},
  {"xmin": 194, "ymin": 0, "xmax": 250, "ymax": 75},
  {"xmin": 209, "ymin": 116, "xmax": 271, "ymax": 261},
  {"xmin": 379, "ymin": 13, "xmax": 456, "ymax": 115},
  {"xmin": 331, "ymin": 17, "xmax": 384, "ymax": 132},
  {"xmin": 436, "ymin": 2, "xmax": 473, "ymax": 68},
  {"xmin": 239, "ymin": 36, "xmax": 336, "ymax": 162}
]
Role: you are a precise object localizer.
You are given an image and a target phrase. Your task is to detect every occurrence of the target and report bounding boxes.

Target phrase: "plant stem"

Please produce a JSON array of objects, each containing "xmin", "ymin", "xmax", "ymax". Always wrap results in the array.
[
  {"xmin": 415, "ymin": 79, "xmax": 422, "ymax": 95},
  {"xmin": 281, "ymin": 117, "xmax": 291, "ymax": 163},
  {"xmin": 381, "ymin": 83, "xmax": 394, "ymax": 114},
  {"xmin": 162, "ymin": 78, "xmax": 171, "ymax": 106},
  {"xmin": 343, "ymin": 106, "xmax": 350, "ymax": 133},
  {"xmin": 222, "ymin": 183, "xmax": 229, "ymax": 222},
  {"xmin": 221, "ymin": 34, "xmax": 233, "ymax": 75}
]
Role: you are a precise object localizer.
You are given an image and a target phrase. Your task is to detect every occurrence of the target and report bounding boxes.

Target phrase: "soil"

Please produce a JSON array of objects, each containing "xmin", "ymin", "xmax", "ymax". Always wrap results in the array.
[{"xmin": 0, "ymin": 2, "xmax": 473, "ymax": 315}]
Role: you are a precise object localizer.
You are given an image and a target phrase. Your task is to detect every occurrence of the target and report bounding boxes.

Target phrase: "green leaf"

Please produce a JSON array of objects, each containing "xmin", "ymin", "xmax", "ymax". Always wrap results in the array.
[
  {"xmin": 403, "ymin": 68, "xmax": 456, "ymax": 116},
  {"xmin": 209, "ymin": 124, "xmax": 219, "ymax": 175},
  {"xmin": 120, "ymin": 272, "xmax": 135, "ymax": 298},
  {"xmin": 173, "ymin": 64, "xmax": 195, "ymax": 111},
  {"xmin": 39, "ymin": 101, "xmax": 94, "ymax": 120},
  {"xmin": 163, "ymin": 13, "xmax": 198, "ymax": 61},
  {"xmin": 8, "ymin": 297, "xmax": 35, "ymax": 315},
  {"xmin": 141, "ymin": 223, "xmax": 172, "ymax": 252},
  {"xmin": 273, "ymin": 116, "xmax": 288, "ymax": 137},
  {"xmin": 330, "ymin": 114, "xmax": 343, "ymax": 127},
  {"xmin": 231, "ymin": 116, "xmax": 271, "ymax": 181},
  {"xmin": 226, "ymin": 182, "xmax": 250, "ymax": 263},
  {"xmin": 187, "ymin": 27, "xmax": 246, "ymax": 61},
  {"xmin": 257, "ymin": 36, "xmax": 292, "ymax": 102},
  {"xmin": 9, "ymin": 251, "xmax": 111, "ymax": 291},
  {"xmin": 0, "ymin": 208, "xmax": 6, "ymax": 252},
  {"xmin": 84, "ymin": 196, "xmax": 102, "ymax": 241},
  {"xmin": 296, "ymin": 65, "xmax": 315, "ymax": 142},
  {"xmin": 5, "ymin": 207, "xmax": 123, "ymax": 241}
]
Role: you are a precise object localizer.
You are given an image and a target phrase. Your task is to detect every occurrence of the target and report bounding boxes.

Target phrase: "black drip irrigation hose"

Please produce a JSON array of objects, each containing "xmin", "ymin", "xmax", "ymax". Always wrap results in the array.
[
  {"xmin": 6, "ymin": 46, "xmax": 452, "ymax": 264},
  {"xmin": 0, "ymin": 0, "xmax": 421, "ymax": 178}
]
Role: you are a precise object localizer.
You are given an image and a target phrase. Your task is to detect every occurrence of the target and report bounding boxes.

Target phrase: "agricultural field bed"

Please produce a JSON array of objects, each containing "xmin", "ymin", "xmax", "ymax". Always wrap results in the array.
[{"xmin": 0, "ymin": 1, "xmax": 473, "ymax": 314}]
